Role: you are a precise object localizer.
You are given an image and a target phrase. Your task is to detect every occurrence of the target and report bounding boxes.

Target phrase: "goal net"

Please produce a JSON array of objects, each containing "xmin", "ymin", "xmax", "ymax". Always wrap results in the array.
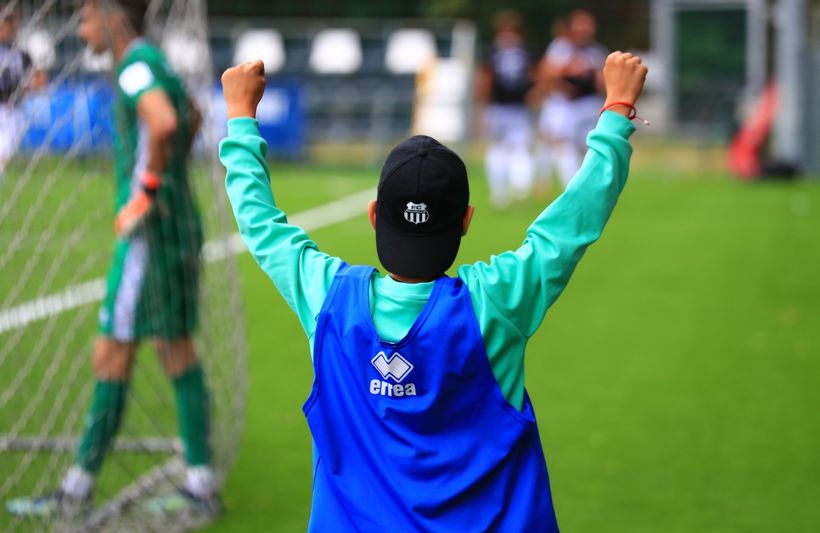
[{"xmin": 0, "ymin": 1, "xmax": 246, "ymax": 531}]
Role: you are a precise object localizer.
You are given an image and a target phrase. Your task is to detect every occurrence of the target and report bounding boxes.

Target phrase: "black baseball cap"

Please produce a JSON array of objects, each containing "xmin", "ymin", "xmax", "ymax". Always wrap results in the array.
[{"xmin": 376, "ymin": 135, "xmax": 469, "ymax": 279}]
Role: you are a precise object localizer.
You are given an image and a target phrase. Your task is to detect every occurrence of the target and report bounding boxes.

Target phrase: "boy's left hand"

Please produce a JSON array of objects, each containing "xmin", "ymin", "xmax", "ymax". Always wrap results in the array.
[{"xmin": 221, "ymin": 60, "xmax": 267, "ymax": 119}]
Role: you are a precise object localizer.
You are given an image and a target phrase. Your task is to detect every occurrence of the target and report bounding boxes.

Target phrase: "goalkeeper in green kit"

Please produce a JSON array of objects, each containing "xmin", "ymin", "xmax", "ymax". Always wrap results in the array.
[{"xmin": 6, "ymin": 0, "xmax": 218, "ymax": 518}]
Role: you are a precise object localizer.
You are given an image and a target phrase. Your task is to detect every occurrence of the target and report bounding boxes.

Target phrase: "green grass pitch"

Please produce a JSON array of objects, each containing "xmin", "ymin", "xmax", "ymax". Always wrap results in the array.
[
  {"xmin": 2, "ymin": 150, "xmax": 819, "ymax": 532},
  {"xmin": 206, "ymin": 158, "xmax": 820, "ymax": 533}
]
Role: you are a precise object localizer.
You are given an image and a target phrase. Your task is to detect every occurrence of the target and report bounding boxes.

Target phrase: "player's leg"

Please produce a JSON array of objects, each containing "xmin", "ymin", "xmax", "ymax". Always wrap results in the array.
[
  {"xmin": 5, "ymin": 240, "xmax": 143, "ymax": 518},
  {"xmin": 5, "ymin": 339, "xmax": 137, "ymax": 518},
  {"xmin": 68, "ymin": 338, "xmax": 136, "ymax": 493},
  {"xmin": 67, "ymin": 237, "xmax": 148, "ymax": 495},
  {"xmin": 142, "ymin": 235, "xmax": 218, "ymax": 514},
  {"xmin": 555, "ymin": 140, "xmax": 583, "ymax": 188},
  {"xmin": 534, "ymin": 100, "xmax": 556, "ymax": 187},
  {"xmin": 484, "ymin": 105, "xmax": 512, "ymax": 208},
  {"xmin": 141, "ymin": 337, "xmax": 219, "ymax": 517},
  {"xmin": 71, "ymin": 237, "xmax": 149, "ymax": 490},
  {"xmin": 507, "ymin": 105, "xmax": 534, "ymax": 199},
  {"xmin": 157, "ymin": 339, "xmax": 212, "ymax": 477},
  {"xmin": 541, "ymin": 96, "xmax": 574, "ymax": 188},
  {"xmin": 557, "ymin": 95, "xmax": 604, "ymax": 188},
  {"xmin": 156, "ymin": 338, "xmax": 216, "ymax": 499},
  {"xmin": 553, "ymin": 99, "xmax": 587, "ymax": 188}
]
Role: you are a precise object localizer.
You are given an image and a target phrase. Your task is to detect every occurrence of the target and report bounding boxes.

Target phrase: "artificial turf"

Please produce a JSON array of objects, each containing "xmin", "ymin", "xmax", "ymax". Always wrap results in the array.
[{"xmin": 205, "ymin": 162, "xmax": 820, "ymax": 532}]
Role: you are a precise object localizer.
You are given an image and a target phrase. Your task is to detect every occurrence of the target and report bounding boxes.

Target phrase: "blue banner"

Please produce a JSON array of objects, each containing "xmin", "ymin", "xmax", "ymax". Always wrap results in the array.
[
  {"xmin": 208, "ymin": 81, "xmax": 305, "ymax": 157},
  {"xmin": 21, "ymin": 80, "xmax": 115, "ymax": 153},
  {"xmin": 20, "ymin": 79, "xmax": 305, "ymax": 158}
]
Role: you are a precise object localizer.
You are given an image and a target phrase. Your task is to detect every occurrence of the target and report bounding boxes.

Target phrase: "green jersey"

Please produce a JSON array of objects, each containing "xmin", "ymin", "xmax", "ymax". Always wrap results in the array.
[
  {"xmin": 97, "ymin": 39, "xmax": 201, "ymax": 341},
  {"xmin": 114, "ymin": 38, "xmax": 201, "ymax": 247}
]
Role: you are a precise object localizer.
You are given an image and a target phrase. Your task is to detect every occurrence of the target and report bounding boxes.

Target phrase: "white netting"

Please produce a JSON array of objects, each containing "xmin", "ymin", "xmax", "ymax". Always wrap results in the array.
[{"xmin": 0, "ymin": 1, "xmax": 246, "ymax": 531}]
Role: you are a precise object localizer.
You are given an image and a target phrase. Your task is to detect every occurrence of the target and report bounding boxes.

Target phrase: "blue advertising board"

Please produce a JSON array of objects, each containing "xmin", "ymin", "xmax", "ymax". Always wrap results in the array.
[
  {"xmin": 208, "ymin": 81, "xmax": 304, "ymax": 158},
  {"xmin": 21, "ymin": 80, "xmax": 115, "ymax": 153},
  {"xmin": 20, "ymin": 78, "xmax": 304, "ymax": 158}
]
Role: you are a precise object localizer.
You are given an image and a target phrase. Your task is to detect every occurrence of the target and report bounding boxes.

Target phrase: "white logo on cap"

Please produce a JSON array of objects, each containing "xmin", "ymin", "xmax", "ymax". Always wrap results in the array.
[{"xmin": 404, "ymin": 202, "xmax": 429, "ymax": 225}]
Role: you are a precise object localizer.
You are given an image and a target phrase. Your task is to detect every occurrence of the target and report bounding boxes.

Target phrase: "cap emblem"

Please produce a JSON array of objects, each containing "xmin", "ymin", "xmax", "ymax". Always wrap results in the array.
[{"xmin": 404, "ymin": 202, "xmax": 430, "ymax": 225}]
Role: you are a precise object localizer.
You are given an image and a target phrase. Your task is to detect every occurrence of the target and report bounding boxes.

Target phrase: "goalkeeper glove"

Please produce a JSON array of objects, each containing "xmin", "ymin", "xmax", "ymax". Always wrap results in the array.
[{"xmin": 115, "ymin": 170, "xmax": 160, "ymax": 237}]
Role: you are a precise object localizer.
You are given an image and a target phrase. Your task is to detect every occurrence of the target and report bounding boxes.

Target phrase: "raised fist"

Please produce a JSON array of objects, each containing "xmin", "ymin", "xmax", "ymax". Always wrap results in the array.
[
  {"xmin": 221, "ymin": 60, "xmax": 266, "ymax": 119},
  {"xmin": 602, "ymin": 52, "xmax": 648, "ymax": 112}
]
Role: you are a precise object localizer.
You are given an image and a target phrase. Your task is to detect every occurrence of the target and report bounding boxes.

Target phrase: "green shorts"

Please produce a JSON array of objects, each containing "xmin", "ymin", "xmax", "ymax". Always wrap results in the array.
[{"xmin": 98, "ymin": 235, "xmax": 201, "ymax": 341}]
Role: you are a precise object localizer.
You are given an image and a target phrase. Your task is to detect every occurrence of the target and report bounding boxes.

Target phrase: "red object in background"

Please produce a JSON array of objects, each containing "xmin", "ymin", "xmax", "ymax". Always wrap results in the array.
[{"xmin": 728, "ymin": 83, "xmax": 779, "ymax": 179}]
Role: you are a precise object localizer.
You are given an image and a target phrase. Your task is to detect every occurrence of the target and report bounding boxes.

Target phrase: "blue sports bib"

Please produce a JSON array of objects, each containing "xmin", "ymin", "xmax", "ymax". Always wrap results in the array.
[{"xmin": 304, "ymin": 264, "xmax": 559, "ymax": 532}]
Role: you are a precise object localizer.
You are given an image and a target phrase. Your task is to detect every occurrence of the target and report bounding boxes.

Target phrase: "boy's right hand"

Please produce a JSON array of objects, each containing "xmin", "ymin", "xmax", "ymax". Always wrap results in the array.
[
  {"xmin": 602, "ymin": 51, "xmax": 648, "ymax": 116},
  {"xmin": 221, "ymin": 60, "xmax": 266, "ymax": 119}
]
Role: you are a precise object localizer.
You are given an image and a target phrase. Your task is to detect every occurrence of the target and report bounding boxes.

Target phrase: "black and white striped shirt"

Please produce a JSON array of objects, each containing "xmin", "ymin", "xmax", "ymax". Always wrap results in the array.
[{"xmin": 0, "ymin": 42, "xmax": 32, "ymax": 104}]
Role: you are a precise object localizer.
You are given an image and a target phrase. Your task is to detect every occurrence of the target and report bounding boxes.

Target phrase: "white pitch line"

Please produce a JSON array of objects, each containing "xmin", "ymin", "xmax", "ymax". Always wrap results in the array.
[{"xmin": 0, "ymin": 186, "xmax": 376, "ymax": 335}]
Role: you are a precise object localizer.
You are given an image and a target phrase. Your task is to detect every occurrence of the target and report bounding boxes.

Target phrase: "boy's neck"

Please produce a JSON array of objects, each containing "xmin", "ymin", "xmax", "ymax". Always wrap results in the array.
[{"xmin": 388, "ymin": 273, "xmax": 437, "ymax": 284}]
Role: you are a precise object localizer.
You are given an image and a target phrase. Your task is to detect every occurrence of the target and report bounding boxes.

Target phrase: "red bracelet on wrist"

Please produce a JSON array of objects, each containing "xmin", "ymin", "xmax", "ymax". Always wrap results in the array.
[
  {"xmin": 141, "ymin": 170, "xmax": 161, "ymax": 196},
  {"xmin": 599, "ymin": 101, "xmax": 650, "ymax": 125}
]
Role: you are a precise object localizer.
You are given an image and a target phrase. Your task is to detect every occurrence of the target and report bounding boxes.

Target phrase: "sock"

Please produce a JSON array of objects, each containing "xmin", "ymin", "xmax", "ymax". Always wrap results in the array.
[
  {"xmin": 76, "ymin": 379, "xmax": 128, "ymax": 474},
  {"xmin": 185, "ymin": 465, "xmax": 216, "ymax": 498},
  {"xmin": 61, "ymin": 465, "xmax": 94, "ymax": 499},
  {"xmin": 173, "ymin": 364, "xmax": 211, "ymax": 467}
]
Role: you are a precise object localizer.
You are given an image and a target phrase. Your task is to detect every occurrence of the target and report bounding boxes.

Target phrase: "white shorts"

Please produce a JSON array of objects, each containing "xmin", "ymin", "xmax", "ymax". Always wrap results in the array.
[
  {"xmin": 484, "ymin": 104, "xmax": 533, "ymax": 146},
  {"xmin": 0, "ymin": 104, "xmax": 25, "ymax": 166},
  {"xmin": 539, "ymin": 94, "xmax": 603, "ymax": 146}
]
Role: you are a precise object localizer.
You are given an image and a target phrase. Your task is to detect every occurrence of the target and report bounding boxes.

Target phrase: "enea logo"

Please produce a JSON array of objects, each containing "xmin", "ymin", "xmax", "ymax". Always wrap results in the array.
[{"xmin": 370, "ymin": 351, "xmax": 417, "ymax": 397}]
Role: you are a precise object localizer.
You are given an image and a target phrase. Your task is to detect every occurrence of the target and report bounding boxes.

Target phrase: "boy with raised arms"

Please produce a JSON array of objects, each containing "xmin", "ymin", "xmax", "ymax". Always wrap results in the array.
[{"xmin": 220, "ymin": 51, "xmax": 647, "ymax": 531}]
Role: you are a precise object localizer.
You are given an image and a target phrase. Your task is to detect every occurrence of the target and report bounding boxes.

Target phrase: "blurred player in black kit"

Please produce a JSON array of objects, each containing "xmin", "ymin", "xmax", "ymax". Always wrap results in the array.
[
  {"xmin": 536, "ymin": 9, "xmax": 607, "ymax": 188},
  {"xmin": 475, "ymin": 10, "xmax": 535, "ymax": 208},
  {"xmin": 0, "ymin": 5, "xmax": 30, "ymax": 178},
  {"xmin": 0, "ymin": 3, "xmax": 44, "ymax": 178}
]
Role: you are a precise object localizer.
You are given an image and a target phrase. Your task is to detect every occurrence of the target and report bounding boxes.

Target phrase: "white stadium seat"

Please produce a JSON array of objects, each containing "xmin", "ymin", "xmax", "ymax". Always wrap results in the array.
[
  {"xmin": 384, "ymin": 29, "xmax": 437, "ymax": 74},
  {"xmin": 309, "ymin": 28, "xmax": 362, "ymax": 74},
  {"xmin": 164, "ymin": 30, "xmax": 210, "ymax": 75},
  {"xmin": 233, "ymin": 29, "xmax": 286, "ymax": 73}
]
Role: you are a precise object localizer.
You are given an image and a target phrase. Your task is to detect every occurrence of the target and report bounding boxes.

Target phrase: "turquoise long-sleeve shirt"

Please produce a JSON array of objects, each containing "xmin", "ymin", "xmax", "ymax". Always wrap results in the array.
[{"xmin": 221, "ymin": 111, "xmax": 635, "ymax": 410}]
